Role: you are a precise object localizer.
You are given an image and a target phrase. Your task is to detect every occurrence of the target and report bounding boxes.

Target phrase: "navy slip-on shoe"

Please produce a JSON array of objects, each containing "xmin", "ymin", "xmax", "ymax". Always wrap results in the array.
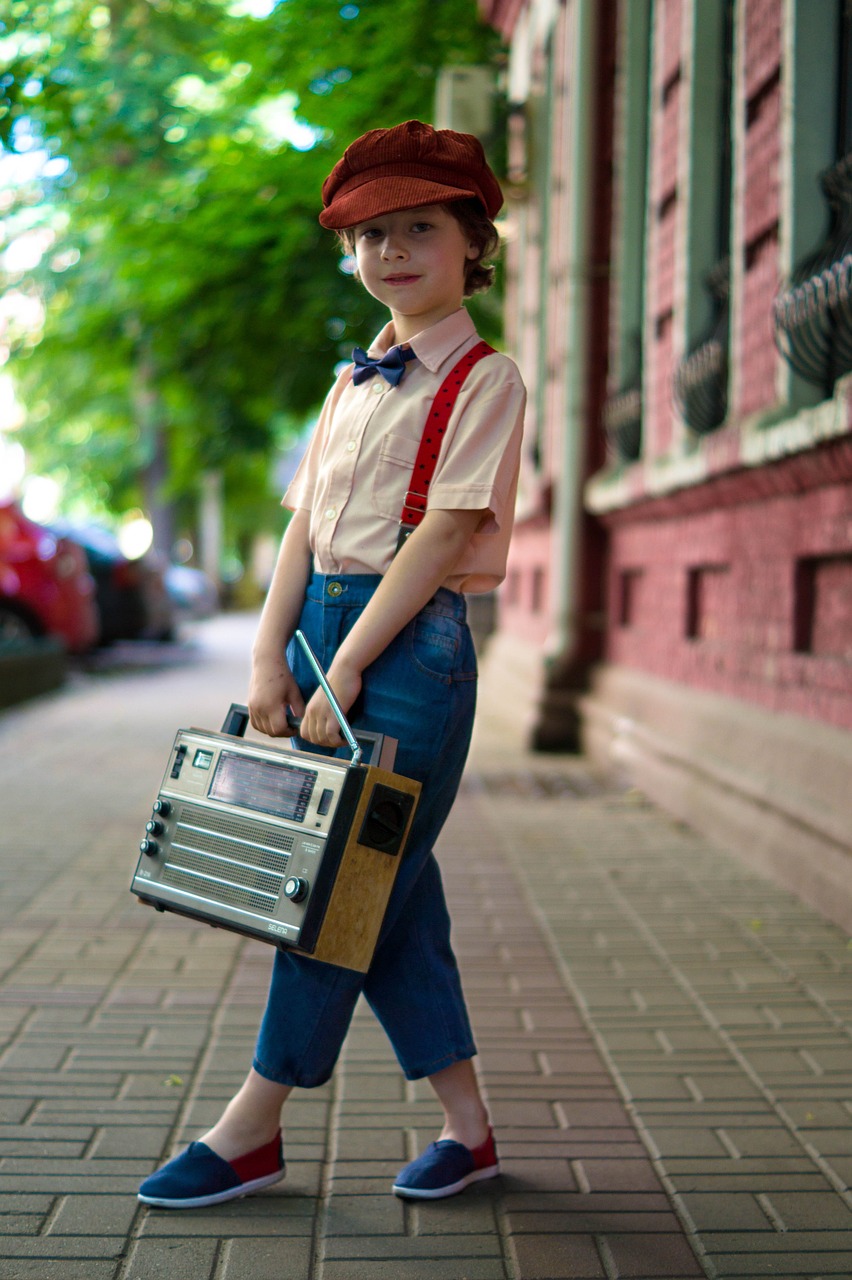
[
  {"xmin": 137, "ymin": 1131, "xmax": 285, "ymax": 1209},
  {"xmin": 392, "ymin": 1128, "xmax": 500, "ymax": 1200}
]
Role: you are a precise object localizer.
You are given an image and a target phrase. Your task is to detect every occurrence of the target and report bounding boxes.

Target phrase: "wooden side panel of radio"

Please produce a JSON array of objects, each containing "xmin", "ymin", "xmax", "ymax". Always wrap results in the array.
[{"xmin": 304, "ymin": 766, "xmax": 420, "ymax": 971}]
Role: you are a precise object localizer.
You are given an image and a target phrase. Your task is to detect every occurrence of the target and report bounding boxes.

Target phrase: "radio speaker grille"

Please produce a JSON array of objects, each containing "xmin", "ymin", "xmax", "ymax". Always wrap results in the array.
[
  {"xmin": 162, "ymin": 865, "xmax": 276, "ymax": 914},
  {"xmin": 174, "ymin": 825, "xmax": 292, "ymax": 876},
  {"xmin": 157, "ymin": 802, "xmax": 297, "ymax": 916},
  {"xmin": 167, "ymin": 847, "xmax": 282, "ymax": 897},
  {"xmin": 178, "ymin": 803, "xmax": 295, "ymax": 854},
  {"xmin": 173, "ymin": 805, "xmax": 293, "ymax": 875}
]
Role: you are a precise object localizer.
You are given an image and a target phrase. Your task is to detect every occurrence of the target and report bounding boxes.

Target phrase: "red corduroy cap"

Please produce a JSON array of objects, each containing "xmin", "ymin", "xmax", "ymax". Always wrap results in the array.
[{"xmin": 319, "ymin": 119, "xmax": 503, "ymax": 230}]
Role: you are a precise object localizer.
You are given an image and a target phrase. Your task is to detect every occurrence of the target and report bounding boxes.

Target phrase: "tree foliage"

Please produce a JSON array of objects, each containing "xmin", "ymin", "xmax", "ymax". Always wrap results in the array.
[{"xmin": 0, "ymin": 0, "xmax": 501, "ymax": 550}]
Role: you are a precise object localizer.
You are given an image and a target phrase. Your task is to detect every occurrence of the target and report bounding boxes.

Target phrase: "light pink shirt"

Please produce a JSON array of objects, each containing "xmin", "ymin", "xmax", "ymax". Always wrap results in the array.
[{"xmin": 284, "ymin": 308, "xmax": 526, "ymax": 594}]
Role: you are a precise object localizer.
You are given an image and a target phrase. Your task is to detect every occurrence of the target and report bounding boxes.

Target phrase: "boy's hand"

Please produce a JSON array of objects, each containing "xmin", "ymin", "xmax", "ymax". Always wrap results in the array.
[
  {"xmin": 299, "ymin": 660, "xmax": 362, "ymax": 748},
  {"xmin": 248, "ymin": 657, "xmax": 306, "ymax": 737}
]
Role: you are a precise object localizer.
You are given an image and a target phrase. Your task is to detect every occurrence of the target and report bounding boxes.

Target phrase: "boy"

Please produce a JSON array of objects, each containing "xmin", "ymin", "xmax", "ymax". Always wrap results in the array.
[{"xmin": 138, "ymin": 120, "xmax": 526, "ymax": 1208}]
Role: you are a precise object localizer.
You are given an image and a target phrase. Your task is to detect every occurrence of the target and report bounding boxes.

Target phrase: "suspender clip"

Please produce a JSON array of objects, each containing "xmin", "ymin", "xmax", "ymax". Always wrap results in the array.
[{"xmin": 395, "ymin": 524, "xmax": 416, "ymax": 555}]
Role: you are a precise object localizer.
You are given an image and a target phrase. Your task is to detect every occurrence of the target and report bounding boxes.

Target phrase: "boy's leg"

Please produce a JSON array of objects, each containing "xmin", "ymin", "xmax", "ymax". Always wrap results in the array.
[
  {"xmin": 346, "ymin": 583, "xmax": 491, "ymax": 1149},
  {"xmin": 363, "ymin": 851, "xmax": 476, "ymax": 1078},
  {"xmin": 199, "ymin": 1070, "xmax": 292, "ymax": 1161},
  {"xmin": 251, "ymin": 946, "xmax": 365, "ymax": 1087},
  {"xmin": 428, "ymin": 1059, "xmax": 490, "ymax": 1148},
  {"xmin": 363, "ymin": 850, "xmax": 490, "ymax": 1148},
  {"xmin": 367, "ymin": 858, "xmax": 497, "ymax": 1200},
  {"xmin": 137, "ymin": 957, "xmax": 366, "ymax": 1206}
]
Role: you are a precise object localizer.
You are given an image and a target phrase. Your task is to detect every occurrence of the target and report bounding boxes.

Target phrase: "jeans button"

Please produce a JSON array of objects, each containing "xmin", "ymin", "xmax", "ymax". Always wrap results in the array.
[{"xmin": 327, "ymin": 581, "xmax": 343, "ymax": 597}]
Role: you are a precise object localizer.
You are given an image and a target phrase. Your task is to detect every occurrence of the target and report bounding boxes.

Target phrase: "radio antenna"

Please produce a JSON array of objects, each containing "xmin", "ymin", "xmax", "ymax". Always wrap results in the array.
[{"xmin": 293, "ymin": 629, "xmax": 362, "ymax": 767}]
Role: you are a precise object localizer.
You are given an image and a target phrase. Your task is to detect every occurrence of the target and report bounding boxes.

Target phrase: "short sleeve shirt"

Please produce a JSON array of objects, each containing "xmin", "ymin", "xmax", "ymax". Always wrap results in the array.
[{"xmin": 284, "ymin": 308, "xmax": 527, "ymax": 594}]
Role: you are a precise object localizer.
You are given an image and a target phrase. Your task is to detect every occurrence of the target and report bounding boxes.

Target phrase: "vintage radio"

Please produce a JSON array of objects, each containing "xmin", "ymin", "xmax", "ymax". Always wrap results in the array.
[{"xmin": 130, "ymin": 632, "xmax": 420, "ymax": 973}]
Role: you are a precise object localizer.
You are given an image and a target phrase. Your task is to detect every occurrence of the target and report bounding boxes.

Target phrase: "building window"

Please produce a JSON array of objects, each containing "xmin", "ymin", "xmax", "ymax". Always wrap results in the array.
[
  {"xmin": 617, "ymin": 568, "xmax": 644, "ymax": 627},
  {"xmin": 794, "ymin": 554, "xmax": 852, "ymax": 658},
  {"xmin": 604, "ymin": 0, "xmax": 652, "ymax": 463},
  {"xmin": 531, "ymin": 566, "xmax": 546, "ymax": 614},
  {"xmin": 774, "ymin": 0, "xmax": 852, "ymax": 395},
  {"xmin": 686, "ymin": 564, "xmax": 730, "ymax": 641},
  {"xmin": 673, "ymin": 0, "xmax": 734, "ymax": 436},
  {"xmin": 528, "ymin": 31, "xmax": 557, "ymax": 477}
]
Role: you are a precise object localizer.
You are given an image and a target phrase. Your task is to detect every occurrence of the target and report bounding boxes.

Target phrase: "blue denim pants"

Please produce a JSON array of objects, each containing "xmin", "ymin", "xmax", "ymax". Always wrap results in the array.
[{"xmin": 252, "ymin": 572, "xmax": 479, "ymax": 1086}]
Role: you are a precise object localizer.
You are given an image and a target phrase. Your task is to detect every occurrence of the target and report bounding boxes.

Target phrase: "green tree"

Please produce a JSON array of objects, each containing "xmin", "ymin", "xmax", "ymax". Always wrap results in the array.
[{"xmin": 0, "ymin": 0, "xmax": 501, "ymax": 564}]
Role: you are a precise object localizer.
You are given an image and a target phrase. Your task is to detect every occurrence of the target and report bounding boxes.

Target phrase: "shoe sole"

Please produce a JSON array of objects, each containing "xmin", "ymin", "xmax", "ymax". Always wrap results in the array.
[
  {"xmin": 392, "ymin": 1161, "xmax": 500, "ymax": 1200},
  {"xmin": 137, "ymin": 1167, "xmax": 285, "ymax": 1209}
]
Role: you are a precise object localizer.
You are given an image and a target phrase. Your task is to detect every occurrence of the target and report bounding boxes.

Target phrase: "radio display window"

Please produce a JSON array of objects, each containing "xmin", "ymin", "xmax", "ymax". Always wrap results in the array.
[{"xmin": 209, "ymin": 751, "xmax": 317, "ymax": 822}]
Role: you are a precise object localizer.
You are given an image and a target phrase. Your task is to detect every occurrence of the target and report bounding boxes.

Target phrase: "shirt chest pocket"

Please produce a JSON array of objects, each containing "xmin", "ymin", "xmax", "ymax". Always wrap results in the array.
[{"xmin": 371, "ymin": 433, "xmax": 421, "ymax": 521}]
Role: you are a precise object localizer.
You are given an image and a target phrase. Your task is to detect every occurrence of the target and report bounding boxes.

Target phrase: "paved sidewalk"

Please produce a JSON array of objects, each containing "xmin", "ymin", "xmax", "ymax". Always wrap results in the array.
[{"xmin": 0, "ymin": 613, "xmax": 850, "ymax": 1280}]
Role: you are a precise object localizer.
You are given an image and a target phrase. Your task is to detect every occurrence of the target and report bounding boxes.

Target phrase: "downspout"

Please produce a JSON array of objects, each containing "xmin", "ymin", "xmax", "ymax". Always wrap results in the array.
[{"xmin": 539, "ymin": 0, "xmax": 598, "ymax": 744}]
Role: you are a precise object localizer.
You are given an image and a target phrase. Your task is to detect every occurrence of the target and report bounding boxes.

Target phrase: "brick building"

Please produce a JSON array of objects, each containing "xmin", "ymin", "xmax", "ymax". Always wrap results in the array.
[{"xmin": 480, "ymin": 0, "xmax": 852, "ymax": 929}]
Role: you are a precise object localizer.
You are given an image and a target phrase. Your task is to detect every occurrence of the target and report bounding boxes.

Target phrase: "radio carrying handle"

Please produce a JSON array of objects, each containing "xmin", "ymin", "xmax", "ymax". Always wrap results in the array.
[{"xmin": 221, "ymin": 628, "xmax": 363, "ymax": 767}]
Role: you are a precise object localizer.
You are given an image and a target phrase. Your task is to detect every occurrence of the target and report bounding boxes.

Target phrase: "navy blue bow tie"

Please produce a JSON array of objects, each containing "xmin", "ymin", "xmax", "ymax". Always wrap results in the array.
[{"xmin": 351, "ymin": 344, "xmax": 417, "ymax": 387}]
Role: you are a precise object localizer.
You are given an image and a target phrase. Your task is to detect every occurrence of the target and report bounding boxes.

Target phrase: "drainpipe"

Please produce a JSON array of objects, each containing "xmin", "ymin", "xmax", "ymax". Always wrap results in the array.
[{"xmin": 536, "ymin": 0, "xmax": 599, "ymax": 748}]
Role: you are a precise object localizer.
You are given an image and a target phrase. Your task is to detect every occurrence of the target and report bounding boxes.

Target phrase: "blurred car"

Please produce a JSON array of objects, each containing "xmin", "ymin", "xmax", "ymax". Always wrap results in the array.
[
  {"xmin": 165, "ymin": 563, "xmax": 219, "ymax": 623},
  {"xmin": 49, "ymin": 520, "xmax": 176, "ymax": 644},
  {"xmin": 0, "ymin": 501, "xmax": 99, "ymax": 652}
]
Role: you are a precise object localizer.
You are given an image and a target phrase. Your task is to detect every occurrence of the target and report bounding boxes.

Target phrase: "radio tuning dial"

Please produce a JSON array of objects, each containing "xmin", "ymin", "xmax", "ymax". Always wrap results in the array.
[
  {"xmin": 152, "ymin": 799, "xmax": 172, "ymax": 817},
  {"xmin": 140, "ymin": 838, "xmax": 159, "ymax": 857},
  {"xmin": 283, "ymin": 876, "xmax": 309, "ymax": 903},
  {"xmin": 146, "ymin": 819, "xmax": 164, "ymax": 836}
]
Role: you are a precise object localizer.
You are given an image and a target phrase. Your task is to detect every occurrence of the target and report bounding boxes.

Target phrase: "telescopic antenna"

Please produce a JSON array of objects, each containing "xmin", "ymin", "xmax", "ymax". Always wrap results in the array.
[{"xmin": 293, "ymin": 629, "xmax": 362, "ymax": 767}]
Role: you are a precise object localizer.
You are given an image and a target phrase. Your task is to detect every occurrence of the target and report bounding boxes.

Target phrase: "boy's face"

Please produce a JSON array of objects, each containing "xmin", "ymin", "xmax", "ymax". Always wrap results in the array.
[{"xmin": 351, "ymin": 204, "xmax": 478, "ymax": 340}]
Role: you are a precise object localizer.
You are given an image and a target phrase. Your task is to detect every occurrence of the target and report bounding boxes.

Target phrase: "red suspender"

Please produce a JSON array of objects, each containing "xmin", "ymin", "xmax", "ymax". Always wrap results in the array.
[{"xmin": 395, "ymin": 339, "xmax": 496, "ymax": 554}]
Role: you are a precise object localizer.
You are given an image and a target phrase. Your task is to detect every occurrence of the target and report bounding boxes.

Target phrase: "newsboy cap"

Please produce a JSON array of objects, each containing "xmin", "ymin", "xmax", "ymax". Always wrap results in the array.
[{"xmin": 319, "ymin": 119, "xmax": 503, "ymax": 229}]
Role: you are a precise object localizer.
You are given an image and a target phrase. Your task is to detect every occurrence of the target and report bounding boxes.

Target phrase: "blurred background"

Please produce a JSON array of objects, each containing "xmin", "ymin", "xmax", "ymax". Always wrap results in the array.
[{"xmin": 0, "ymin": 0, "xmax": 501, "ymax": 654}]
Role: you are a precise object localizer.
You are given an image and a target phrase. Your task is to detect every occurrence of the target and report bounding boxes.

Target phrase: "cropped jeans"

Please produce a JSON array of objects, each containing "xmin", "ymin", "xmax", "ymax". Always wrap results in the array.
[{"xmin": 252, "ymin": 572, "xmax": 478, "ymax": 1086}]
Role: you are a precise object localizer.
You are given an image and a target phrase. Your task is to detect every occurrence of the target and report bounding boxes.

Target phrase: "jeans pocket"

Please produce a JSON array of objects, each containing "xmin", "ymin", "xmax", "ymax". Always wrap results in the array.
[{"xmin": 407, "ymin": 610, "xmax": 475, "ymax": 683}]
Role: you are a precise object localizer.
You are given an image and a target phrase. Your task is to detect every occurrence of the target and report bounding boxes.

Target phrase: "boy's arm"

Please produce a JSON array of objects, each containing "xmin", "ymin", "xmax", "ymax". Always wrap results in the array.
[
  {"xmin": 248, "ymin": 507, "xmax": 312, "ymax": 737},
  {"xmin": 299, "ymin": 506, "xmax": 484, "ymax": 747}
]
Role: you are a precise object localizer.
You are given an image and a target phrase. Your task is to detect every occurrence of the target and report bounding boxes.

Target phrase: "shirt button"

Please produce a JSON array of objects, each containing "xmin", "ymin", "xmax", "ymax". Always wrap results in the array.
[
  {"xmin": 372, "ymin": 381, "xmax": 384, "ymax": 395},
  {"xmin": 325, "ymin": 507, "xmax": 336, "ymax": 520},
  {"xmin": 346, "ymin": 440, "xmax": 356, "ymax": 452}
]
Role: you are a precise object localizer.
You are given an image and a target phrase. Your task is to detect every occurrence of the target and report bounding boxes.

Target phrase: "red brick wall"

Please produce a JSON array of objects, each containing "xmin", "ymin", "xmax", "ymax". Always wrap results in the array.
[
  {"xmin": 646, "ymin": 0, "xmax": 683, "ymax": 456},
  {"xmin": 501, "ymin": 520, "xmax": 553, "ymax": 646},
  {"xmin": 648, "ymin": 305, "xmax": 676, "ymax": 455},
  {"xmin": 735, "ymin": 0, "xmax": 783, "ymax": 419},
  {"xmin": 605, "ymin": 456, "xmax": 852, "ymax": 729},
  {"xmin": 742, "ymin": 0, "xmax": 782, "ymax": 99},
  {"xmin": 659, "ymin": 0, "xmax": 684, "ymax": 85},
  {"xmin": 592, "ymin": 0, "xmax": 852, "ymax": 735},
  {"xmin": 492, "ymin": 0, "xmax": 852, "ymax": 740},
  {"xmin": 738, "ymin": 228, "xmax": 780, "ymax": 417}
]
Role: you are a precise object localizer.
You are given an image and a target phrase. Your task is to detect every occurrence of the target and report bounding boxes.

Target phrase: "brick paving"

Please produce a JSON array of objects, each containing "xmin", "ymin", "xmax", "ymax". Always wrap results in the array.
[{"xmin": 0, "ymin": 612, "xmax": 850, "ymax": 1279}]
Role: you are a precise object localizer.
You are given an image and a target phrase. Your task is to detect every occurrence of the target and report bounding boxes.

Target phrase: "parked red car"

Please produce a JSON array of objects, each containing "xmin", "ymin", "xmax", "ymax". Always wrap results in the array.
[{"xmin": 0, "ymin": 501, "xmax": 99, "ymax": 652}]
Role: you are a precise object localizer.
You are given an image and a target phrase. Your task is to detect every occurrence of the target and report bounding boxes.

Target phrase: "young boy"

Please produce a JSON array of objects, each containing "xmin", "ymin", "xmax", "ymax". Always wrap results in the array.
[{"xmin": 138, "ymin": 119, "xmax": 526, "ymax": 1208}]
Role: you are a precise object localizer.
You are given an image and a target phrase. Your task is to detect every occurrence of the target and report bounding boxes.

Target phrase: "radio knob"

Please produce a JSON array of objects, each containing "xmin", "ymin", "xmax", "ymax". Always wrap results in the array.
[
  {"xmin": 140, "ymin": 838, "xmax": 159, "ymax": 857},
  {"xmin": 283, "ymin": 876, "xmax": 309, "ymax": 903},
  {"xmin": 146, "ymin": 819, "xmax": 165, "ymax": 836},
  {"xmin": 152, "ymin": 799, "xmax": 172, "ymax": 817}
]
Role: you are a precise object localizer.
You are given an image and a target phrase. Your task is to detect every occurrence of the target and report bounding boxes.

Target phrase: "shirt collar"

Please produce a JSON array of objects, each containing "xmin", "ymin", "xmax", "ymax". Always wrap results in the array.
[{"xmin": 366, "ymin": 308, "xmax": 477, "ymax": 373}]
